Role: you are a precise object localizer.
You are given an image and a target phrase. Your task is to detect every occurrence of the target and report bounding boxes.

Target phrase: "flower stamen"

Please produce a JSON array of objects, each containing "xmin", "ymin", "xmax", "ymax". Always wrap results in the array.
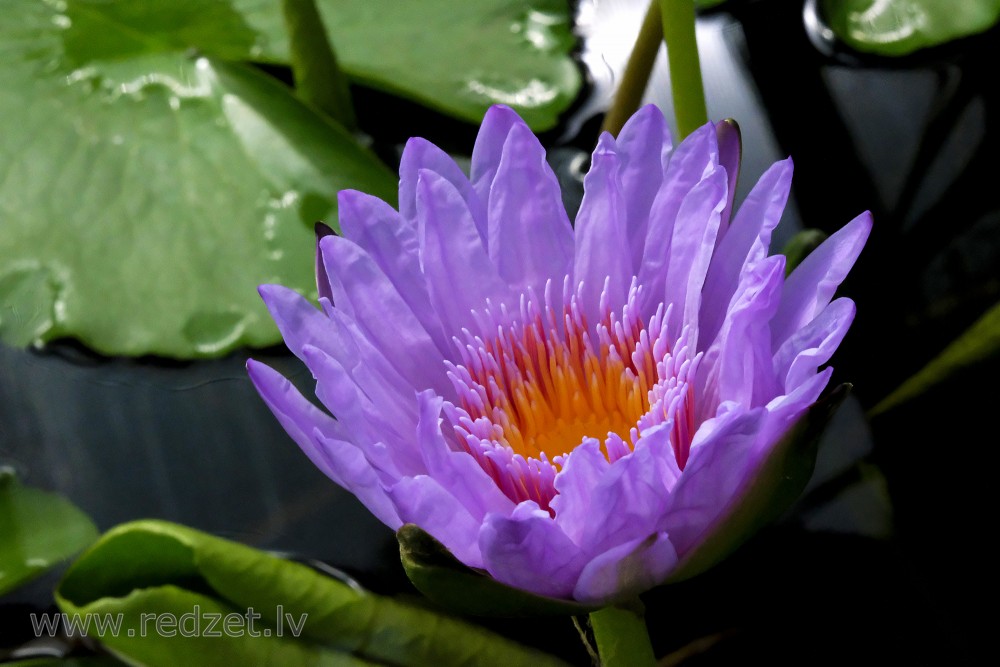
[{"xmin": 444, "ymin": 279, "xmax": 700, "ymax": 509}]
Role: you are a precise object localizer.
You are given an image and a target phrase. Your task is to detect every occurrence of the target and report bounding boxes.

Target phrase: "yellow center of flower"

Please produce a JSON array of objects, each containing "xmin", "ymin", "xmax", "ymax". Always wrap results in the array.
[
  {"xmin": 462, "ymin": 306, "xmax": 654, "ymax": 461},
  {"xmin": 446, "ymin": 281, "xmax": 675, "ymax": 466},
  {"xmin": 446, "ymin": 283, "xmax": 695, "ymax": 509}
]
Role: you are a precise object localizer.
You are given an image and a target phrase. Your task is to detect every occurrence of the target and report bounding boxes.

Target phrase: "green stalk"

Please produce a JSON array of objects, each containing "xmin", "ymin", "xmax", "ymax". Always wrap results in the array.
[
  {"xmin": 281, "ymin": 0, "xmax": 357, "ymax": 131},
  {"xmin": 659, "ymin": 0, "xmax": 707, "ymax": 138},
  {"xmin": 600, "ymin": 1, "xmax": 663, "ymax": 137},
  {"xmin": 589, "ymin": 603, "xmax": 657, "ymax": 667}
]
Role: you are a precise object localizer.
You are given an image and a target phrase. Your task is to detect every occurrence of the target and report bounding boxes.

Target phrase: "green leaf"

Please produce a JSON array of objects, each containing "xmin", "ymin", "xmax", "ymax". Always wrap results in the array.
[
  {"xmin": 398, "ymin": 524, "xmax": 597, "ymax": 617},
  {"xmin": 0, "ymin": 470, "xmax": 98, "ymax": 596},
  {"xmin": 233, "ymin": 0, "xmax": 582, "ymax": 130},
  {"xmin": 872, "ymin": 300, "xmax": 1000, "ymax": 416},
  {"xmin": 0, "ymin": 0, "xmax": 396, "ymax": 357},
  {"xmin": 588, "ymin": 604, "xmax": 656, "ymax": 667},
  {"xmin": 667, "ymin": 385, "xmax": 851, "ymax": 582},
  {"xmin": 55, "ymin": 520, "xmax": 568, "ymax": 667},
  {"xmin": 821, "ymin": 0, "xmax": 1000, "ymax": 56}
]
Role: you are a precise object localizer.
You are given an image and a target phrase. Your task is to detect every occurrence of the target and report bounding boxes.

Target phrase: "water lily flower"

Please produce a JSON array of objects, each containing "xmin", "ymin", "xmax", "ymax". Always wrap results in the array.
[{"xmin": 248, "ymin": 104, "xmax": 870, "ymax": 605}]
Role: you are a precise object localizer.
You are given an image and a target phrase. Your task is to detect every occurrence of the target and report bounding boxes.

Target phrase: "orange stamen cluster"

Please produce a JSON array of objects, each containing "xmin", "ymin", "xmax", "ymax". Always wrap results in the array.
[{"xmin": 444, "ymin": 281, "xmax": 686, "ymax": 508}]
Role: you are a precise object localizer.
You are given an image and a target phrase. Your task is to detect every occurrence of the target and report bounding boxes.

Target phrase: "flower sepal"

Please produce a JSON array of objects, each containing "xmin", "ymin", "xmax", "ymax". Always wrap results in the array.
[
  {"xmin": 398, "ymin": 524, "xmax": 599, "ymax": 617},
  {"xmin": 666, "ymin": 383, "xmax": 852, "ymax": 583}
]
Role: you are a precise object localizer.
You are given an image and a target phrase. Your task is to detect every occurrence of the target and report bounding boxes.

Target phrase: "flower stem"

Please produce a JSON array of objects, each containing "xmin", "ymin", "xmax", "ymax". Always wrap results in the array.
[
  {"xmin": 600, "ymin": 1, "xmax": 663, "ymax": 137},
  {"xmin": 659, "ymin": 0, "xmax": 707, "ymax": 138},
  {"xmin": 589, "ymin": 602, "xmax": 657, "ymax": 666},
  {"xmin": 281, "ymin": 0, "xmax": 357, "ymax": 132}
]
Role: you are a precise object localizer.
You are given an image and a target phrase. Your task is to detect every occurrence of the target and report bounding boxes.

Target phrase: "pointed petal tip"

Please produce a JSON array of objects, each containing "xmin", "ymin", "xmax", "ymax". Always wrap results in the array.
[
  {"xmin": 716, "ymin": 118, "xmax": 742, "ymax": 141},
  {"xmin": 399, "ymin": 137, "xmax": 445, "ymax": 174},
  {"xmin": 505, "ymin": 118, "xmax": 543, "ymax": 150},
  {"xmin": 402, "ymin": 135, "xmax": 431, "ymax": 153},
  {"xmin": 414, "ymin": 167, "xmax": 444, "ymax": 201},
  {"xmin": 482, "ymin": 103, "xmax": 521, "ymax": 123},
  {"xmin": 314, "ymin": 221, "xmax": 335, "ymax": 239},
  {"xmin": 636, "ymin": 103, "xmax": 665, "ymax": 117},
  {"xmin": 855, "ymin": 209, "xmax": 875, "ymax": 231},
  {"xmin": 719, "ymin": 117, "xmax": 741, "ymax": 131},
  {"xmin": 834, "ymin": 210, "xmax": 874, "ymax": 253},
  {"xmin": 335, "ymin": 188, "xmax": 360, "ymax": 210},
  {"xmin": 626, "ymin": 102, "xmax": 667, "ymax": 124},
  {"xmin": 594, "ymin": 131, "xmax": 617, "ymax": 154},
  {"xmin": 245, "ymin": 357, "xmax": 281, "ymax": 392},
  {"xmin": 257, "ymin": 283, "xmax": 281, "ymax": 302},
  {"xmin": 622, "ymin": 104, "xmax": 667, "ymax": 131},
  {"xmin": 298, "ymin": 343, "xmax": 328, "ymax": 369},
  {"xmin": 245, "ymin": 356, "xmax": 263, "ymax": 375}
]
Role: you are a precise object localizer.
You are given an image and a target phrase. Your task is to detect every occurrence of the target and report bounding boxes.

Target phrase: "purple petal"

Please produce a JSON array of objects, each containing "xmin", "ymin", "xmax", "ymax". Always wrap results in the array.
[
  {"xmin": 336, "ymin": 190, "xmax": 449, "ymax": 354},
  {"xmin": 771, "ymin": 211, "xmax": 872, "ymax": 348},
  {"xmin": 414, "ymin": 391, "xmax": 515, "ymax": 519},
  {"xmin": 321, "ymin": 308, "xmax": 417, "ymax": 419},
  {"xmin": 660, "ymin": 405, "xmax": 766, "ymax": 556},
  {"xmin": 715, "ymin": 120, "xmax": 742, "ymax": 230},
  {"xmin": 697, "ymin": 256, "xmax": 785, "ymax": 420},
  {"xmin": 758, "ymin": 366, "xmax": 834, "ymax": 457},
  {"xmin": 616, "ymin": 105, "xmax": 672, "ymax": 268},
  {"xmin": 661, "ymin": 166, "xmax": 729, "ymax": 339},
  {"xmin": 700, "ymin": 159, "xmax": 793, "ymax": 344},
  {"xmin": 573, "ymin": 532, "xmax": 677, "ymax": 603},
  {"xmin": 314, "ymin": 222, "xmax": 336, "ymax": 303},
  {"xmin": 550, "ymin": 438, "xmax": 609, "ymax": 544},
  {"xmin": 300, "ymin": 344, "xmax": 422, "ymax": 477},
  {"xmin": 399, "ymin": 137, "xmax": 487, "ymax": 241},
  {"xmin": 470, "ymin": 105, "xmax": 524, "ymax": 215},
  {"xmin": 574, "ymin": 133, "xmax": 631, "ymax": 319},
  {"xmin": 416, "ymin": 169, "xmax": 512, "ymax": 335},
  {"xmin": 389, "ymin": 475, "xmax": 485, "ymax": 568},
  {"xmin": 261, "ymin": 290, "xmax": 415, "ymax": 449},
  {"xmin": 479, "ymin": 502, "xmax": 587, "ymax": 599},
  {"xmin": 319, "ymin": 235, "xmax": 450, "ymax": 397},
  {"xmin": 773, "ymin": 297, "xmax": 856, "ymax": 393},
  {"xmin": 637, "ymin": 123, "xmax": 719, "ymax": 318},
  {"xmin": 247, "ymin": 359, "xmax": 401, "ymax": 528},
  {"xmin": 565, "ymin": 425, "xmax": 681, "ymax": 556},
  {"xmin": 487, "ymin": 122, "xmax": 574, "ymax": 293},
  {"xmin": 258, "ymin": 284, "xmax": 337, "ymax": 364}
]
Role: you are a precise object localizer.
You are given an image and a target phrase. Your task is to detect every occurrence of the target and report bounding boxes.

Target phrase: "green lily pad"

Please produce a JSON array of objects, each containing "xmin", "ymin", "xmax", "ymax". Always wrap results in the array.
[
  {"xmin": 232, "ymin": 0, "xmax": 582, "ymax": 130},
  {"xmin": 398, "ymin": 524, "xmax": 598, "ymax": 617},
  {"xmin": 0, "ymin": 0, "xmax": 396, "ymax": 357},
  {"xmin": 0, "ymin": 470, "xmax": 98, "ymax": 596},
  {"xmin": 872, "ymin": 300, "xmax": 1000, "ymax": 416},
  {"xmin": 55, "ymin": 520, "xmax": 568, "ymax": 667},
  {"xmin": 668, "ymin": 384, "xmax": 851, "ymax": 582},
  {"xmin": 821, "ymin": 0, "xmax": 1000, "ymax": 56}
]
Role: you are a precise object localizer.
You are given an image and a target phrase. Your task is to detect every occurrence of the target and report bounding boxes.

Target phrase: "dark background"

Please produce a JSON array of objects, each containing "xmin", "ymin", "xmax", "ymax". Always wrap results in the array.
[{"xmin": 2, "ymin": 0, "xmax": 995, "ymax": 663}]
